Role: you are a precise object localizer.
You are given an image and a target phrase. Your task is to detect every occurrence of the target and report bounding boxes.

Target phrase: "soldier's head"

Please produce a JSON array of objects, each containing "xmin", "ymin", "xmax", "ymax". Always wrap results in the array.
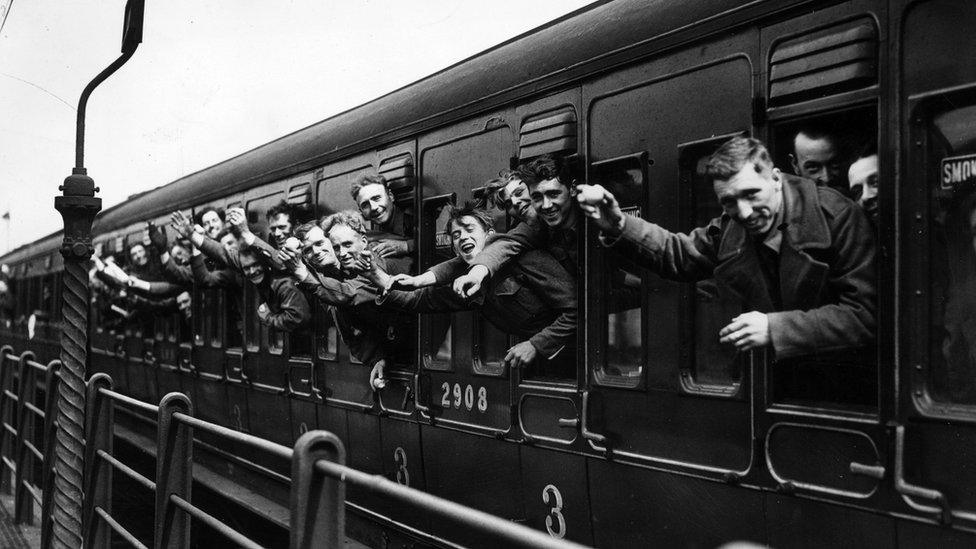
[
  {"xmin": 518, "ymin": 154, "xmax": 578, "ymax": 230},
  {"xmin": 266, "ymin": 201, "xmax": 311, "ymax": 248},
  {"xmin": 296, "ymin": 221, "xmax": 339, "ymax": 271},
  {"xmin": 790, "ymin": 124, "xmax": 844, "ymax": 190},
  {"xmin": 170, "ymin": 239, "xmax": 191, "ymax": 266},
  {"xmin": 486, "ymin": 170, "xmax": 534, "ymax": 224},
  {"xmin": 351, "ymin": 174, "xmax": 396, "ymax": 226},
  {"xmin": 445, "ymin": 205, "xmax": 494, "ymax": 264},
  {"xmin": 238, "ymin": 247, "xmax": 267, "ymax": 286},
  {"xmin": 215, "ymin": 228, "xmax": 239, "ymax": 256},
  {"xmin": 176, "ymin": 291, "xmax": 192, "ymax": 320},
  {"xmin": 321, "ymin": 211, "xmax": 370, "ymax": 274},
  {"xmin": 128, "ymin": 243, "xmax": 149, "ymax": 268},
  {"xmin": 196, "ymin": 207, "xmax": 225, "ymax": 240},
  {"xmin": 848, "ymin": 141, "xmax": 879, "ymax": 224},
  {"xmin": 705, "ymin": 136, "xmax": 784, "ymax": 237}
]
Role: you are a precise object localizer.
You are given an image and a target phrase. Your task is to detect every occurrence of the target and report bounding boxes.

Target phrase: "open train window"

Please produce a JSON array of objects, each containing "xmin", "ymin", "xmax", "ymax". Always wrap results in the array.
[
  {"xmin": 914, "ymin": 92, "xmax": 976, "ymax": 412},
  {"xmin": 676, "ymin": 135, "xmax": 749, "ymax": 394},
  {"xmin": 767, "ymin": 106, "xmax": 879, "ymax": 409},
  {"xmin": 592, "ymin": 153, "xmax": 648, "ymax": 388},
  {"xmin": 420, "ymin": 195, "xmax": 456, "ymax": 372}
]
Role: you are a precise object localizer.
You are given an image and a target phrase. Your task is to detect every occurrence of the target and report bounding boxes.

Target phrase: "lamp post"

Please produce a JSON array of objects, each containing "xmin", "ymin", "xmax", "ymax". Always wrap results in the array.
[{"xmin": 51, "ymin": 1, "xmax": 144, "ymax": 547}]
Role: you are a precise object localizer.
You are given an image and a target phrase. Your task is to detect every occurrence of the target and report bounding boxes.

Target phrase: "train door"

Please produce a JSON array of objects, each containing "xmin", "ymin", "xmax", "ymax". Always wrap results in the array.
[
  {"xmin": 900, "ymin": 0, "xmax": 976, "ymax": 530},
  {"xmin": 187, "ymin": 199, "xmax": 234, "ymax": 432},
  {"xmin": 756, "ymin": 4, "xmax": 896, "ymax": 545},
  {"xmin": 143, "ymin": 212, "xmax": 184, "ymax": 402},
  {"xmin": 581, "ymin": 29, "xmax": 764, "ymax": 546},
  {"xmin": 415, "ymin": 107, "xmax": 525, "ymax": 529},
  {"xmin": 510, "ymin": 90, "xmax": 594, "ymax": 546},
  {"xmin": 241, "ymin": 188, "xmax": 292, "ymax": 444},
  {"xmin": 120, "ymin": 231, "xmax": 157, "ymax": 404}
]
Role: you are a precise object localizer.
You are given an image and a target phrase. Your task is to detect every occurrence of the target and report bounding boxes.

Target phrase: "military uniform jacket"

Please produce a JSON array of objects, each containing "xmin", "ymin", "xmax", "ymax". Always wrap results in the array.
[
  {"xmin": 609, "ymin": 174, "xmax": 877, "ymax": 359},
  {"xmin": 380, "ymin": 248, "xmax": 577, "ymax": 359}
]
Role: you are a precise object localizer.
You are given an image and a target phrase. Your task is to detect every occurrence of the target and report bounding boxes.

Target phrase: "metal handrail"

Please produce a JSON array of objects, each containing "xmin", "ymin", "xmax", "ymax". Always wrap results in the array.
[
  {"xmin": 314, "ymin": 459, "xmax": 587, "ymax": 549},
  {"xmin": 169, "ymin": 495, "xmax": 264, "ymax": 549},
  {"xmin": 172, "ymin": 411, "xmax": 291, "ymax": 460},
  {"xmin": 95, "ymin": 507, "xmax": 148, "ymax": 549}
]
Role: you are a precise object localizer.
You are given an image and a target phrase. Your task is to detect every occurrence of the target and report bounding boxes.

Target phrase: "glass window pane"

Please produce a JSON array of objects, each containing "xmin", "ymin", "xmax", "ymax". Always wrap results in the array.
[{"xmin": 927, "ymin": 100, "xmax": 976, "ymax": 406}]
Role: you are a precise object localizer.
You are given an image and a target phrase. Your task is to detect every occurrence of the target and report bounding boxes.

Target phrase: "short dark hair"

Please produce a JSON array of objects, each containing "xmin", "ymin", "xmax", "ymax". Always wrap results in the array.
[
  {"xmin": 516, "ymin": 154, "xmax": 577, "ymax": 188},
  {"xmin": 294, "ymin": 221, "xmax": 319, "ymax": 242},
  {"xmin": 483, "ymin": 170, "xmax": 521, "ymax": 210},
  {"xmin": 266, "ymin": 200, "xmax": 313, "ymax": 225},
  {"xmin": 194, "ymin": 207, "xmax": 225, "ymax": 226},
  {"xmin": 793, "ymin": 122, "xmax": 839, "ymax": 152},
  {"xmin": 855, "ymin": 138, "xmax": 877, "ymax": 160},
  {"xmin": 703, "ymin": 136, "xmax": 774, "ymax": 184},
  {"xmin": 320, "ymin": 210, "xmax": 368, "ymax": 237},
  {"xmin": 444, "ymin": 203, "xmax": 494, "ymax": 235},
  {"xmin": 350, "ymin": 174, "xmax": 390, "ymax": 201}
]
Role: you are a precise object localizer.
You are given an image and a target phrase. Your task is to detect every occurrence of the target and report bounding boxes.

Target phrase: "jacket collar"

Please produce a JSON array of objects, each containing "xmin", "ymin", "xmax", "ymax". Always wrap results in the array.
[{"xmin": 716, "ymin": 174, "xmax": 830, "ymax": 261}]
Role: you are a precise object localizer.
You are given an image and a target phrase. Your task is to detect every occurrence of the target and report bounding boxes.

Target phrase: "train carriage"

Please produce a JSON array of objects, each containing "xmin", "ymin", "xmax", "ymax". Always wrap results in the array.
[{"xmin": 2, "ymin": 0, "xmax": 976, "ymax": 546}]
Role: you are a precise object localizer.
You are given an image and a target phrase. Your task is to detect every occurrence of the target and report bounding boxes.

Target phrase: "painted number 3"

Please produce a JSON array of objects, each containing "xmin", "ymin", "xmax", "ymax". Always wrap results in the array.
[
  {"xmin": 440, "ymin": 382, "xmax": 488, "ymax": 413},
  {"xmin": 394, "ymin": 447, "xmax": 410, "ymax": 487},
  {"xmin": 543, "ymin": 484, "xmax": 566, "ymax": 539}
]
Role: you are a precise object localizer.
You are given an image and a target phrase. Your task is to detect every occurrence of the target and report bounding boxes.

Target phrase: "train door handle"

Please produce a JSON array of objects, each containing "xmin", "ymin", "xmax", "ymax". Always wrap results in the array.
[
  {"xmin": 894, "ymin": 425, "xmax": 951, "ymax": 524},
  {"xmin": 580, "ymin": 391, "xmax": 609, "ymax": 447},
  {"xmin": 849, "ymin": 462, "xmax": 885, "ymax": 480},
  {"xmin": 557, "ymin": 417, "xmax": 579, "ymax": 429},
  {"xmin": 413, "ymin": 372, "xmax": 430, "ymax": 414}
]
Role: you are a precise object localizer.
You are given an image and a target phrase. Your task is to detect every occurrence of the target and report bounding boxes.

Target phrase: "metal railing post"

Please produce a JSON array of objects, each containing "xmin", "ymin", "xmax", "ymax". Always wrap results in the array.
[
  {"xmin": 0, "ymin": 346, "xmax": 16, "ymax": 495},
  {"xmin": 40, "ymin": 360, "xmax": 61, "ymax": 549},
  {"xmin": 83, "ymin": 373, "xmax": 113, "ymax": 549},
  {"xmin": 289, "ymin": 431, "xmax": 346, "ymax": 549},
  {"xmin": 154, "ymin": 392, "xmax": 192, "ymax": 549},
  {"xmin": 14, "ymin": 352, "xmax": 38, "ymax": 524}
]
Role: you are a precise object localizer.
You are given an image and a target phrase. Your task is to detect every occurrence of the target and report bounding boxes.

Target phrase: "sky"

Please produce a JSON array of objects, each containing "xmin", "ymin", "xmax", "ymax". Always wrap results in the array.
[{"xmin": 0, "ymin": 0, "xmax": 593, "ymax": 253}]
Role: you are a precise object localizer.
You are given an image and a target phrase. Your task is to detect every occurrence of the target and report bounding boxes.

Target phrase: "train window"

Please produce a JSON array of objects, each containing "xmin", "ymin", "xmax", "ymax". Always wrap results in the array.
[
  {"xmin": 677, "ymin": 137, "xmax": 747, "ymax": 392},
  {"xmin": 246, "ymin": 191, "xmax": 285, "ymax": 243},
  {"xmin": 209, "ymin": 290, "xmax": 223, "ymax": 348},
  {"xmin": 268, "ymin": 327, "xmax": 284, "ymax": 355},
  {"xmin": 592, "ymin": 154, "xmax": 648, "ymax": 387},
  {"xmin": 919, "ymin": 94, "xmax": 976, "ymax": 408},
  {"xmin": 317, "ymin": 168, "xmax": 366, "ymax": 217},
  {"xmin": 225, "ymin": 291, "xmax": 243, "ymax": 349},
  {"xmin": 245, "ymin": 289, "xmax": 260, "ymax": 352},
  {"xmin": 768, "ymin": 107, "xmax": 879, "ymax": 407},
  {"xmin": 420, "ymin": 199, "xmax": 456, "ymax": 372},
  {"xmin": 192, "ymin": 288, "xmax": 205, "ymax": 347},
  {"xmin": 314, "ymin": 307, "xmax": 338, "ymax": 361}
]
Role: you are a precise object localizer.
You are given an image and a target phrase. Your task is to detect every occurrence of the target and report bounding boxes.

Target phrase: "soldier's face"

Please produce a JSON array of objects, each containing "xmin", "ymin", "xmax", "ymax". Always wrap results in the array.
[
  {"xmin": 176, "ymin": 291, "xmax": 192, "ymax": 319},
  {"xmin": 239, "ymin": 253, "xmax": 266, "ymax": 285},
  {"xmin": 328, "ymin": 224, "xmax": 368, "ymax": 273},
  {"xmin": 714, "ymin": 163, "xmax": 783, "ymax": 237},
  {"xmin": 302, "ymin": 226, "xmax": 338, "ymax": 270},
  {"xmin": 500, "ymin": 179, "xmax": 533, "ymax": 223},
  {"xmin": 356, "ymin": 183, "xmax": 395, "ymax": 225},
  {"xmin": 268, "ymin": 213, "xmax": 293, "ymax": 247},
  {"xmin": 170, "ymin": 244, "xmax": 190, "ymax": 265},
  {"xmin": 129, "ymin": 244, "xmax": 148, "ymax": 267},
  {"xmin": 219, "ymin": 233, "xmax": 239, "ymax": 255},
  {"xmin": 530, "ymin": 177, "xmax": 575, "ymax": 229},
  {"xmin": 449, "ymin": 216, "xmax": 491, "ymax": 264},
  {"xmin": 791, "ymin": 133, "xmax": 844, "ymax": 189},
  {"xmin": 201, "ymin": 210, "xmax": 223, "ymax": 239},
  {"xmin": 848, "ymin": 155, "xmax": 879, "ymax": 222}
]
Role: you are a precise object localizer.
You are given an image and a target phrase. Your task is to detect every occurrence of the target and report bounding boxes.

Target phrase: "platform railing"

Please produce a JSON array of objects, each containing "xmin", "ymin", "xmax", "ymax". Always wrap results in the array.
[
  {"xmin": 0, "ymin": 345, "xmax": 585, "ymax": 548},
  {"xmin": 0, "ymin": 346, "xmax": 61, "ymax": 547}
]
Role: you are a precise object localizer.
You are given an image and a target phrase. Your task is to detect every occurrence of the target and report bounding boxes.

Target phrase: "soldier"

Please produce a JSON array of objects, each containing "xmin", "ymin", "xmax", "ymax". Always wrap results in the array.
[
  {"xmin": 368, "ymin": 205, "xmax": 576, "ymax": 374},
  {"xmin": 789, "ymin": 124, "xmax": 847, "ymax": 194},
  {"xmin": 578, "ymin": 136, "xmax": 877, "ymax": 402},
  {"xmin": 351, "ymin": 174, "xmax": 414, "ymax": 262},
  {"xmin": 848, "ymin": 142, "xmax": 879, "ymax": 226},
  {"xmin": 239, "ymin": 247, "xmax": 310, "ymax": 332}
]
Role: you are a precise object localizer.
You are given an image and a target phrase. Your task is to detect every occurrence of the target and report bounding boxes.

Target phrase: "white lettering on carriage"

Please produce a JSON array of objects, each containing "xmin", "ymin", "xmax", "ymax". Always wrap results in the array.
[{"xmin": 941, "ymin": 153, "xmax": 976, "ymax": 189}]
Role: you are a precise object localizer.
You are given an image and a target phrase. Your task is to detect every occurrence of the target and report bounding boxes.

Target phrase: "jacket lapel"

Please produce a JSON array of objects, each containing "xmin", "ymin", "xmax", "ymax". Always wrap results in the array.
[
  {"xmin": 714, "ymin": 218, "xmax": 776, "ymax": 312},
  {"xmin": 778, "ymin": 175, "xmax": 832, "ymax": 309}
]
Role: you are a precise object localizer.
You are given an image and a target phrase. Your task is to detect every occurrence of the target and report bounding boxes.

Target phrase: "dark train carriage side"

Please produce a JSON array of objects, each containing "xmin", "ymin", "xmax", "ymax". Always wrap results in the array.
[{"xmin": 3, "ymin": 0, "xmax": 976, "ymax": 546}]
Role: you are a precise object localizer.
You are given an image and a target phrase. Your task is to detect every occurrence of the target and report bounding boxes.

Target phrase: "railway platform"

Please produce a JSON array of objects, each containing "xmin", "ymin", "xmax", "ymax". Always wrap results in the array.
[{"xmin": 0, "ymin": 489, "xmax": 38, "ymax": 548}]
